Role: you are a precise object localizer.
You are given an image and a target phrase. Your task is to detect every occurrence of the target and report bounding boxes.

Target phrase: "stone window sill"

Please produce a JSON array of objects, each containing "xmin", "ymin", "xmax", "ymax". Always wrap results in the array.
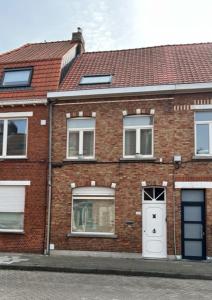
[
  {"xmin": 0, "ymin": 230, "xmax": 24, "ymax": 235},
  {"xmin": 63, "ymin": 159, "xmax": 97, "ymax": 163},
  {"xmin": 119, "ymin": 157, "xmax": 157, "ymax": 162},
  {"xmin": 192, "ymin": 156, "xmax": 212, "ymax": 160},
  {"xmin": 67, "ymin": 233, "xmax": 117, "ymax": 239}
]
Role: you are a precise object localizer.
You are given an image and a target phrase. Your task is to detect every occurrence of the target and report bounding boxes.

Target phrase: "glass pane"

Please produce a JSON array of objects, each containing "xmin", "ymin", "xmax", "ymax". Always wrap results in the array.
[
  {"xmin": 182, "ymin": 190, "xmax": 204, "ymax": 202},
  {"xmin": 0, "ymin": 212, "xmax": 24, "ymax": 230},
  {"xmin": 195, "ymin": 112, "xmax": 212, "ymax": 122},
  {"xmin": 184, "ymin": 224, "xmax": 202, "ymax": 239},
  {"xmin": 80, "ymin": 75, "xmax": 112, "ymax": 84},
  {"xmin": 67, "ymin": 118, "xmax": 95, "ymax": 129},
  {"xmin": 125, "ymin": 130, "xmax": 136, "ymax": 155},
  {"xmin": 7, "ymin": 119, "xmax": 27, "ymax": 156},
  {"xmin": 72, "ymin": 198, "xmax": 115, "ymax": 233},
  {"xmin": 83, "ymin": 131, "xmax": 94, "ymax": 156},
  {"xmin": 3, "ymin": 70, "xmax": 31, "ymax": 86},
  {"xmin": 196, "ymin": 124, "xmax": 209, "ymax": 154},
  {"xmin": 144, "ymin": 188, "xmax": 154, "ymax": 200},
  {"xmin": 184, "ymin": 206, "xmax": 201, "ymax": 222},
  {"xmin": 184, "ymin": 241, "xmax": 202, "ymax": 257},
  {"xmin": 140, "ymin": 129, "xmax": 152, "ymax": 155},
  {"xmin": 68, "ymin": 131, "xmax": 79, "ymax": 157},
  {"xmin": 124, "ymin": 116, "xmax": 153, "ymax": 126},
  {"xmin": 155, "ymin": 188, "xmax": 165, "ymax": 200},
  {"xmin": 0, "ymin": 120, "xmax": 3, "ymax": 156}
]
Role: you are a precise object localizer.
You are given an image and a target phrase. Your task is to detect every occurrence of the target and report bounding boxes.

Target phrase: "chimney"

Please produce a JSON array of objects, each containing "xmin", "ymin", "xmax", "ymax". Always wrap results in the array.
[{"xmin": 72, "ymin": 27, "xmax": 85, "ymax": 54}]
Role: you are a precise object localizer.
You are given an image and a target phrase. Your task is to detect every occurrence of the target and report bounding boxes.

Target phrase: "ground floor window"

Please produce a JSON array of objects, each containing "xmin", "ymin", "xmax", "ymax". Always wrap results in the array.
[
  {"xmin": 72, "ymin": 187, "xmax": 115, "ymax": 235},
  {"xmin": 0, "ymin": 185, "xmax": 26, "ymax": 232}
]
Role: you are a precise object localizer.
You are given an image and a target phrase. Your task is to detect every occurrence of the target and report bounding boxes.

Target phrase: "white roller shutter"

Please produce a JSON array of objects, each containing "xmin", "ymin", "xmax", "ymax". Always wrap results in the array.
[{"xmin": 0, "ymin": 186, "xmax": 25, "ymax": 212}]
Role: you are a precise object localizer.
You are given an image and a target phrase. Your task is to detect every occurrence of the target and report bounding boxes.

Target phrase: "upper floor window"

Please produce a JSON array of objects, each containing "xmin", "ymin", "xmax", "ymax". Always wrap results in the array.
[
  {"xmin": 67, "ymin": 117, "xmax": 95, "ymax": 159},
  {"xmin": 1, "ymin": 68, "xmax": 32, "ymax": 88},
  {"xmin": 195, "ymin": 112, "xmax": 212, "ymax": 155},
  {"xmin": 0, "ymin": 118, "xmax": 27, "ymax": 158},
  {"xmin": 79, "ymin": 75, "xmax": 112, "ymax": 85},
  {"xmin": 123, "ymin": 115, "xmax": 153, "ymax": 158}
]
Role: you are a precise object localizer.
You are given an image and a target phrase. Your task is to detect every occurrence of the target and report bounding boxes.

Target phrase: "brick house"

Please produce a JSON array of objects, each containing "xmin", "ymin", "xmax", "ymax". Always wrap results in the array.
[
  {"xmin": 48, "ymin": 43, "xmax": 212, "ymax": 260},
  {"xmin": 0, "ymin": 30, "xmax": 84, "ymax": 253}
]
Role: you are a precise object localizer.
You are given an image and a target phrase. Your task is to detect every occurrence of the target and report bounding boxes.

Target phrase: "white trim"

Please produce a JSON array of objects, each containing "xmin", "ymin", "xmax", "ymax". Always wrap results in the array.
[
  {"xmin": 191, "ymin": 104, "xmax": 212, "ymax": 110},
  {"xmin": 0, "ymin": 229, "xmax": 24, "ymax": 233},
  {"xmin": 175, "ymin": 181, "xmax": 212, "ymax": 189},
  {"xmin": 48, "ymin": 82, "xmax": 212, "ymax": 100},
  {"xmin": 0, "ymin": 112, "xmax": 33, "ymax": 118},
  {"xmin": 0, "ymin": 181, "xmax": 31, "ymax": 186},
  {"xmin": 0, "ymin": 99, "xmax": 47, "ymax": 106}
]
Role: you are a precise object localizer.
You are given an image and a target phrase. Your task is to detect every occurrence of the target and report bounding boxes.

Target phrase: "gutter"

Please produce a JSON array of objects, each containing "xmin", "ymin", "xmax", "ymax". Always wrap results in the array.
[{"xmin": 47, "ymin": 82, "xmax": 212, "ymax": 100}]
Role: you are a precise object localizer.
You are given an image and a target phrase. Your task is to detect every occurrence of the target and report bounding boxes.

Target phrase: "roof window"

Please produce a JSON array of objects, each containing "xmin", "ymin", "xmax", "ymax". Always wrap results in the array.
[
  {"xmin": 79, "ymin": 75, "xmax": 112, "ymax": 85},
  {"xmin": 1, "ymin": 68, "xmax": 33, "ymax": 88}
]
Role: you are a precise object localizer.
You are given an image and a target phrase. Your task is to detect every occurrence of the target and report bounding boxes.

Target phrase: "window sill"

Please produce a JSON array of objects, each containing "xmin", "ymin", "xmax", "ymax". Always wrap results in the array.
[
  {"xmin": 192, "ymin": 156, "xmax": 212, "ymax": 160},
  {"xmin": 63, "ymin": 159, "xmax": 97, "ymax": 163},
  {"xmin": 120, "ymin": 157, "xmax": 156, "ymax": 162},
  {"xmin": 0, "ymin": 230, "xmax": 24, "ymax": 234},
  {"xmin": 67, "ymin": 233, "xmax": 117, "ymax": 239},
  {"xmin": 0, "ymin": 157, "xmax": 28, "ymax": 161}
]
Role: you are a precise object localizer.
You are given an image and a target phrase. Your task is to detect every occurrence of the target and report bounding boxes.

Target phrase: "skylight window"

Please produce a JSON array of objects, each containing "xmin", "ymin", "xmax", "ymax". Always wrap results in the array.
[
  {"xmin": 2, "ymin": 68, "xmax": 33, "ymax": 87},
  {"xmin": 80, "ymin": 75, "xmax": 112, "ymax": 85}
]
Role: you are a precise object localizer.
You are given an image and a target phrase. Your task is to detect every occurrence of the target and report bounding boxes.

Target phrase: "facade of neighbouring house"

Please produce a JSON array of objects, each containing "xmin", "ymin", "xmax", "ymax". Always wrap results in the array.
[
  {"xmin": 48, "ymin": 43, "xmax": 212, "ymax": 260},
  {"xmin": 0, "ymin": 30, "xmax": 84, "ymax": 253}
]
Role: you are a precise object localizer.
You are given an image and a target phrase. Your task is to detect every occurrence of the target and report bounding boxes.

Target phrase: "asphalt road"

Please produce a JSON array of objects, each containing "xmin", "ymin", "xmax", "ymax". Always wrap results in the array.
[{"xmin": 0, "ymin": 270, "xmax": 211, "ymax": 300}]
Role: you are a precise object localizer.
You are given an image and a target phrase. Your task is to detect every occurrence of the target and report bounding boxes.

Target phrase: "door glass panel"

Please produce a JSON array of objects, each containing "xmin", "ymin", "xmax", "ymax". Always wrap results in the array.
[
  {"xmin": 184, "ymin": 241, "xmax": 202, "ymax": 257},
  {"xmin": 155, "ymin": 188, "xmax": 165, "ymax": 201},
  {"xmin": 182, "ymin": 190, "xmax": 204, "ymax": 202},
  {"xmin": 184, "ymin": 224, "xmax": 202, "ymax": 239},
  {"xmin": 184, "ymin": 206, "xmax": 201, "ymax": 222},
  {"xmin": 144, "ymin": 188, "xmax": 154, "ymax": 200}
]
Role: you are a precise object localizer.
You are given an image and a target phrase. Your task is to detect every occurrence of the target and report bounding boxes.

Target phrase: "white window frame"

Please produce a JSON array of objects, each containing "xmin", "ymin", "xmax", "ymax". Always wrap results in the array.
[
  {"xmin": 123, "ymin": 115, "xmax": 154, "ymax": 158},
  {"xmin": 71, "ymin": 187, "xmax": 115, "ymax": 236},
  {"xmin": 194, "ymin": 112, "xmax": 212, "ymax": 156},
  {"xmin": 66, "ymin": 117, "xmax": 95, "ymax": 160},
  {"xmin": 0, "ymin": 117, "xmax": 28, "ymax": 159},
  {"xmin": 0, "ymin": 181, "xmax": 30, "ymax": 233}
]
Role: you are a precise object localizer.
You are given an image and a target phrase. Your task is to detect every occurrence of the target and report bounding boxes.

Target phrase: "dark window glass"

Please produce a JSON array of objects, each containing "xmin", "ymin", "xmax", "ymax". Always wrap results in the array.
[
  {"xmin": 155, "ymin": 188, "xmax": 165, "ymax": 200},
  {"xmin": 2, "ymin": 69, "xmax": 32, "ymax": 87},
  {"xmin": 83, "ymin": 131, "xmax": 94, "ymax": 156},
  {"xmin": 7, "ymin": 119, "xmax": 27, "ymax": 156},
  {"xmin": 68, "ymin": 131, "xmax": 79, "ymax": 157},
  {"xmin": 0, "ymin": 120, "xmax": 3, "ymax": 156},
  {"xmin": 125, "ymin": 129, "xmax": 136, "ymax": 156},
  {"xmin": 140, "ymin": 129, "xmax": 152, "ymax": 155},
  {"xmin": 196, "ymin": 124, "xmax": 209, "ymax": 154}
]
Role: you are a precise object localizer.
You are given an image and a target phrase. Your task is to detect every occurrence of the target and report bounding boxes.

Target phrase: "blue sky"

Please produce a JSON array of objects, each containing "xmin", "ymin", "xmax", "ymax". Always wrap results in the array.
[{"xmin": 0, "ymin": 0, "xmax": 211, "ymax": 53}]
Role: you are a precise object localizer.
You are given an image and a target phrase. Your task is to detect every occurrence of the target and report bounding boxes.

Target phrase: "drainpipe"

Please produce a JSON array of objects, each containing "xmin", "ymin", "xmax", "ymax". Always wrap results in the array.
[{"xmin": 45, "ymin": 99, "xmax": 53, "ymax": 255}]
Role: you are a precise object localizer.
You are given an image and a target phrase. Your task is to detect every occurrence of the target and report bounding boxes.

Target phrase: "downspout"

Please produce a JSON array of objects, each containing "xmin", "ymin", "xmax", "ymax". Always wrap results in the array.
[{"xmin": 45, "ymin": 99, "xmax": 53, "ymax": 255}]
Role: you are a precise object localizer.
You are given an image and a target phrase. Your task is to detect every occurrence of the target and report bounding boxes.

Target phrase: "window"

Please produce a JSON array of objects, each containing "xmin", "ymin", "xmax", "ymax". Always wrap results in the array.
[
  {"xmin": 67, "ymin": 118, "xmax": 95, "ymax": 159},
  {"xmin": 72, "ymin": 187, "xmax": 115, "ymax": 235},
  {"xmin": 80, "ymin": 75, "xmax": 112, "ymax": 85},
  {"xmin": 123, "ymin": 115, "xmax": 153, "ymax": 158},
  {"xmin": 143, "ymin": 187, "xmax": 165, "ymax": 202},
  {"xmin": 195, "ymin": 112, "xmax": 212, "ymax": 155},
  {"xmin": 2, "ymin": 68, "xmax": 32, "ymax": 87},
  {"xmin": 0, "ymin": 118, "xmax": 27, "ymax": 158},
  {"xmin": 0, "ymin": 185, "xmax": 26, "ymax": 232}
]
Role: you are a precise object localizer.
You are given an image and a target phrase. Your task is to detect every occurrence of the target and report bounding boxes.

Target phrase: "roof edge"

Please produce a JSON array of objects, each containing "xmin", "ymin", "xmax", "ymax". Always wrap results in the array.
[{"xmin": 47, "ymin": 82, "xmax": 212, "ymax": 100}]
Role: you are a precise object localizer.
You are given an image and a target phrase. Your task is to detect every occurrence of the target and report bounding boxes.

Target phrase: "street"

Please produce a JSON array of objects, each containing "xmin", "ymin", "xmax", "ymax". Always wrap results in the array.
[{"xmin": 0, "ymin": 270, "xmax": 211, "ymax": 299}]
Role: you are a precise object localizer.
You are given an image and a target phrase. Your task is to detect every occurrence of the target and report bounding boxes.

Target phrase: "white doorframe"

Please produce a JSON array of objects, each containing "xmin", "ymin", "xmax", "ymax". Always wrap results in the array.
[{"xmin": 142, "ymin": 187, "xmax": 167, "ymax": 258}]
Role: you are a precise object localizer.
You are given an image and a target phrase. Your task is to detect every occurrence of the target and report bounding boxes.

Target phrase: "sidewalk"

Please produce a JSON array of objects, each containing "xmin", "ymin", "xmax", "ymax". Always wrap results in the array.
[{"xmin": 0, "ymin": 251, "xmax": 211, "ymax": 280}]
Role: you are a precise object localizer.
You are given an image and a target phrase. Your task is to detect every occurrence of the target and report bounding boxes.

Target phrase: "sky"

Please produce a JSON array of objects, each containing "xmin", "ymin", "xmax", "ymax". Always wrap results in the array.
[{"xmin": 0, "ymin": 0, "xmax": 212, "ymax": 53}]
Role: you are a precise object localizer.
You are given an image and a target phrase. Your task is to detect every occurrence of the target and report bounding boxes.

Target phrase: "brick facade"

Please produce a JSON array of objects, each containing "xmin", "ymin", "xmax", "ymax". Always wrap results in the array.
[{"xmin": 50, "ymin": 93, "xmax": 212, "ymax": 257}]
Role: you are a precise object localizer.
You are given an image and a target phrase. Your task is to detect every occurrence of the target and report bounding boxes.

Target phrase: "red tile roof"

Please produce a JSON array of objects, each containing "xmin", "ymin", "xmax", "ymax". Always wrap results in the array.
[
  {"xmin": 60, "ymin": 43, "xmax": 212, "ymax": 90},
  {"xmin": 0, "ymin": 40, "xmax": 76, "ymax": 63}
]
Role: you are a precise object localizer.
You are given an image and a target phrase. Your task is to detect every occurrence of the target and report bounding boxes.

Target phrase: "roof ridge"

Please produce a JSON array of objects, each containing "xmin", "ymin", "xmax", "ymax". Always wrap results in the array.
[
  {"xmin": 26, "ymin": 39, "xmax": 73, "ymax": 46},
  {"xmin": 84, "ymin": 42, "xmax": 212, "ymax": 55},
  {"xmin": 0, "ymin": 43, "xmax": 30, "ymax": 57}
]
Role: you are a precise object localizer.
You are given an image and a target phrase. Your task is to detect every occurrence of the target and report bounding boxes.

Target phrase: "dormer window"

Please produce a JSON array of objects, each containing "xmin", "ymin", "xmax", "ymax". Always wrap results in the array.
[
  {"xmin": 79, "ymin": 75, "xmax": 112, "ymax": 85},
  {"xmin": 2, "ymin": 68, "xmax": 33, "ymax": 88}
]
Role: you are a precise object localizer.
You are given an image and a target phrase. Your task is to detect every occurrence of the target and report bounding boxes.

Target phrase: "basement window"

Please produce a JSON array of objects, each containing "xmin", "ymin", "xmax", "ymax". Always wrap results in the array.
[
  {"xmin": 1, "ymin": 68, "xmax": 33, "ymax": 88},
  {"xmin": 79, "ymin": 75, "xmax": 112, "ymax": 85}
]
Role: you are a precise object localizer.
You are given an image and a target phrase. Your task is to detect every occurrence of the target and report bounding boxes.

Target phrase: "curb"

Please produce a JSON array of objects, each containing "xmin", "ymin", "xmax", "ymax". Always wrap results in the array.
[{"xmin": 0, "ymin": 264, "xmax": 212, "ymax": 281}]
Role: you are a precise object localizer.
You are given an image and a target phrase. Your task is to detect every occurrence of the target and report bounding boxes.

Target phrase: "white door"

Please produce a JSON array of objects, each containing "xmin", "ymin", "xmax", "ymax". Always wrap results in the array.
[{"xmin": 142, "ymin": 187, "xmax": 167, "ymax": 258}]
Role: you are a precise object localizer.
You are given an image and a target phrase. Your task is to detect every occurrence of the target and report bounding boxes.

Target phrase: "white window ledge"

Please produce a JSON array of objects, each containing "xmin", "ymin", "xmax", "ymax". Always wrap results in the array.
[
  {"xmin": 0, "ymin": 181, "xmax": 31, "ymax": 186},
  {"xmin": 68, "ymin": 233, "xmax": 117, "ymax": 238},
  {"xmin": 175, "ymin": 181, "xmax": 212, "ymax": 189},
  {"xmin": 193, "ymin": 156, "xmax": 212, "ymax": 160},
  {"xmin": 0, "ymin": 229, "xmax": 24, "ymax": 234}
]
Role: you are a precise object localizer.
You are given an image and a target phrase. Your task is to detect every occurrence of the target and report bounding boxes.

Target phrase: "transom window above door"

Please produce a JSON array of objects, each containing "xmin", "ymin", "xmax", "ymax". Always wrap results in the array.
[
  {"xmin": 143, "ymin": 187, "xmax": 165, "ymax": 202},
  {"xmin": 123, "ymin": 115, "xmax": 153, "ymax": 158},
  {"xmin": 195, "ymin": 112, "xmax": 212, "ymax": 156},
  {"xmin": 67, "ymin": 117, "xmax": 95, "ymax": 159}
]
